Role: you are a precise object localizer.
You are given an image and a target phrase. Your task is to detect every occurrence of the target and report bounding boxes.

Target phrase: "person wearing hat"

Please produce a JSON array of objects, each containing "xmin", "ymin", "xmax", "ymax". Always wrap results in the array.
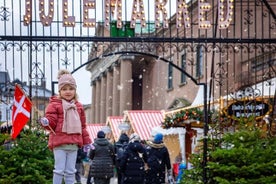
[
  {"xmin": 114, "ymin": 133, "xmax": 130, "ymax": 184},
  {"xmin": 120, "ymin": 133, "xmax": 147, "ymax": 184},
  {"xmin": 145, "ymin": 133, "xmax": 172, "ymax": 184},
  {"xmin": 87, "ymin": 130, "xmax": 115, "ymax": 184},
  {"xmin": 39, "ymin": 69, "xmax": 92, "ymax": 184}
]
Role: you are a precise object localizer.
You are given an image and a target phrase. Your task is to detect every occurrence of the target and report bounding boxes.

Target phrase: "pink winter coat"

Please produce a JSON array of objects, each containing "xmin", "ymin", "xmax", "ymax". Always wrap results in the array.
[{"xmin": 44, "ymin": 96, "xmax": 92, "ymax": 150}]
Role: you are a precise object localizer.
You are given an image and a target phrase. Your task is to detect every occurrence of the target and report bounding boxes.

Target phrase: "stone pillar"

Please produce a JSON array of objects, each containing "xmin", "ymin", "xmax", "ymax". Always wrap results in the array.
[
  {"xmin": 91, "ymin": 81, "xmax": 96, "ymax": 123},
  {"xmin": 106, "ymin": 70, "xmax": 113, "ymax": 117},
  {"xmin": 112, "ymin": 65, "xmax": 120, "ymax": 116},
  {"xmin": 95, "ymin": 79, "xmax": 101, "ymax": 123},
  {"xmin": 100, "ymin": 75, "xmax": 107, "ymax": 123},
  {"xmin": 119, "ymin": 58, "xmax": 133, "ymax": 114}
]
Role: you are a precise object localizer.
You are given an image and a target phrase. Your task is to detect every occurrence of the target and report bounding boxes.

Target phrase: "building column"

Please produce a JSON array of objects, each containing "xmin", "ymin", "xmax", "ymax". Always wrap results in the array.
[
  {"xmin": 91, "ymin": 81, "xmax": 96, "ymax": 123},
  {"xmin": 119, "ymin": 58, "xmax": 133, "ymax": 114},
  {"xmin": 100, "ymin": 75, "xmax": 107, "ymax": 123},
  {"xmin": 112, "ymin": 65, "xmax": 120, "ymax": 116},
  {"xmin": 95, "ymin": 79, "xmax": 101, "ymax": 123},
  {"xmin": 106, "ymin": 70, "xmax": 113, "ymax": 117}
]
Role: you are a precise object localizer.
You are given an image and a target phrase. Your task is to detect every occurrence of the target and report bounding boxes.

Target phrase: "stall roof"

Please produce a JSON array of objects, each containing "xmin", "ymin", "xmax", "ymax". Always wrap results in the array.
[
  {"xmin": 106, "ymin": 116, "xmax": 123, "ymax": 142},
  {"xmin": 86, "ymin": 124, "xmax": 105, "ymax": 143},
  {"xmin": 124, "ymin": 110, "xmax": 164, "ymax": 141}
]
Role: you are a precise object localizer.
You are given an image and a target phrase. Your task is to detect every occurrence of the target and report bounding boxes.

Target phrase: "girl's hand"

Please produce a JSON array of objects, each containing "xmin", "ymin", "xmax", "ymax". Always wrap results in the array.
[{"xmin": 39, "ymin": 117, "xmax": 49, "ymax": 126}]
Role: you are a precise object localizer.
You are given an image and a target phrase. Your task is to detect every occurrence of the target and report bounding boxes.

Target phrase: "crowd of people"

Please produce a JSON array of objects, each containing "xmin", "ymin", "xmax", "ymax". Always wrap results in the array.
[
  {"xmin": 39, "ymin": 69, "xmax": 178, "ymax": 184},
  {"xmin": 83, "ymin": 131, "xmax": 174, "ymax": 184}
]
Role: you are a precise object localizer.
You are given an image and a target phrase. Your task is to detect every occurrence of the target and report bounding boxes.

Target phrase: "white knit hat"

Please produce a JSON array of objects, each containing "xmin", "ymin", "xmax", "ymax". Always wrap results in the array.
[{"xmin": 129, "ymin": 133, "xmax": 141, "ymax": 143}]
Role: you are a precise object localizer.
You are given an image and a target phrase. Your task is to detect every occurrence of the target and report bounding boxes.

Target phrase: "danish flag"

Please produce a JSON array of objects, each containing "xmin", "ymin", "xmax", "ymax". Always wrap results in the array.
[{"xmin": 11, "ymin": 84, "xmax": 32, "ymax": 139}]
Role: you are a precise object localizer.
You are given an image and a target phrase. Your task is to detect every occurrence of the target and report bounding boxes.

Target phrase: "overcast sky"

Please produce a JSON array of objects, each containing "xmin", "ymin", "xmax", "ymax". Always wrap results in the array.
[{"xmin": 0, "ymin": 0, "xmax": 181, "ymax": 104}]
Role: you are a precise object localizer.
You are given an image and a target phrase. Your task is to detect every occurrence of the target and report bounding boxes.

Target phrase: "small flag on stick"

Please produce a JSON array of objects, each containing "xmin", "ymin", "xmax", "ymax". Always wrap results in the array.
[{"xmin": 11, "ymin": 84, "xmax": 32, "ymax": 139}]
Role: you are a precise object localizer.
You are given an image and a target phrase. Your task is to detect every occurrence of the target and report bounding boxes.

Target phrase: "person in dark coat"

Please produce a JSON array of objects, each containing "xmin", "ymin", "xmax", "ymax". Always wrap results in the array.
[
  {"xmin": 120, "ymin": 133, "xmax": 147, "ymax": 184},
  {"xmin": 75, "ymin": 148, "xmax": 86, "ymax": 183},
  {"xmin": 145, "ymin": 133, "xmax": 172, "ymax": 184},
  {"xmin": 114, "ymin": 133, "xmax": 130, "ymax": 184},
  {"xmin": 87, "ymin": 131, "xmax": 115, "ymax": 184}
]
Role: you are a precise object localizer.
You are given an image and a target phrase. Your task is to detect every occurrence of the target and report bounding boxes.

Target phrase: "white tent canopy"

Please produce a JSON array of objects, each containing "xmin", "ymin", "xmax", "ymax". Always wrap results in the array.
[{"xmin": 191, "ymin": 84, "xmax": 213, "ymax": 106}]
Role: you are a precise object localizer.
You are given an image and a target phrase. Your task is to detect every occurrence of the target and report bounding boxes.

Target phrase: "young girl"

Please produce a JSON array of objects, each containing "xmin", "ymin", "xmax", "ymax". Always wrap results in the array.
[{"xmin": 40, "ymin": 69, "xmax": 92, "ymax": 184}]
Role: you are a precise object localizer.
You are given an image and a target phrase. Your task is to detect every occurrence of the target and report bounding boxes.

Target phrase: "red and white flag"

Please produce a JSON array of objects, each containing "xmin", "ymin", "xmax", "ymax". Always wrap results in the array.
[{"xmin": 11, "ymin": 84, "xmax": 32, "ymax": 139}]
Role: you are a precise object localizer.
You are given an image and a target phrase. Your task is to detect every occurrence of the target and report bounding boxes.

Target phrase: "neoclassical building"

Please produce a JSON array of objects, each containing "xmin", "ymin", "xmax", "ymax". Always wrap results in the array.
[{"xmin": 85, "ymin": 0, "xmax": 276, "ymax": 124}]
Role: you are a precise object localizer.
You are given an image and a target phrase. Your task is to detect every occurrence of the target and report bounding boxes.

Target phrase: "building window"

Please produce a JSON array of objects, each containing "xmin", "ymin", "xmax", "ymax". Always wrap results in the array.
[
  {"xmin": 196, "ymin": 45, "xmax": 204, "ymax": 78},
  {"xmin": 168, "ymin": 62, "xmax": 173, "ymax": 89},
  {"xmin": 181, "ymin": 53, "xmax": 187, "ymax": 84}
]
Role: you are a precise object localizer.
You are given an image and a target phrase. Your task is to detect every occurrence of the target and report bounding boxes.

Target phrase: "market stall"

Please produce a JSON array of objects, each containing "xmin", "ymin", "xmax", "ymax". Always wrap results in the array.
[
  {"xmin": 105, "ymin": 116, "xmax": 124, "ymax": 142},
  {"xmin": 123, "ymin": 110, "xmax": 164, "ymax": 141},
  {"xmin": 86, "ymin": 123, "xmax": 106, "ymax": 143}
]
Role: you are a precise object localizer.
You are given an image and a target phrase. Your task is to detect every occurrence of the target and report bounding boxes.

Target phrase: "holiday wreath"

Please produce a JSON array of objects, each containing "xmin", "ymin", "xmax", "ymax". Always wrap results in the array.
[{"xmin": 162, "ymin": 108, "xmax": 204, "ymax": 128}]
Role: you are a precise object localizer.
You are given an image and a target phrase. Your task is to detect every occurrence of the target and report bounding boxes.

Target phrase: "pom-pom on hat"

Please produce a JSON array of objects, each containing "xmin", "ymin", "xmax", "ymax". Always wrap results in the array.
[
  {"xmin": 129, "ymin": 133, "xmax": 140, "ymax": 143},
  {"xmin": 153, "ymin": 133, "xmax": 163, "ymax": 144},
  {"xmin": 58, "ymin": 69, "xmax": 77, "ymax": 91},
  {"xmin": 97, "ymin": 130, "xmax": 105, "ymax": 138}
]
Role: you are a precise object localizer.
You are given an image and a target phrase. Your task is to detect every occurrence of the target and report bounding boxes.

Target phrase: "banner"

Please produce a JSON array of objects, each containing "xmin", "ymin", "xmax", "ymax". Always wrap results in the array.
[{"xmin": 11, "ymin": 84, "xmax": 32, "ymax": 139}]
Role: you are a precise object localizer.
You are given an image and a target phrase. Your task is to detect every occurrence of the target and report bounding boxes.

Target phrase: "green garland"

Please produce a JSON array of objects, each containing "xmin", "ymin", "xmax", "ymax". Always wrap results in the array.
[{"xmin": 162, "ymin": 108, "xmax": 204, "ymax": 128}]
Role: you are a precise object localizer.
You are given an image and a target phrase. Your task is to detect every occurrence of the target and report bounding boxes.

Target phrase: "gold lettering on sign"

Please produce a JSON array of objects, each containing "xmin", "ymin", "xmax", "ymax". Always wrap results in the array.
[
  {"xmin": 176, "ymin": 0, "xmax": 190, "ymax": 28},
  {"xmin": 130, "ymin": 0, "xmax": 146, "ymax": 28},
  {"xmin": 198, "ymin": 0, "xmax": 211, "ymax": 29},
  {"xmin": 39, "ymin": 0, "xmax": 54, "ymax": 26},
  {"xmin": 155, "ymin": 0, "xmax": 168, "ymax": 28},
  {"xmin": 63, "ymin": 0, "xmax": 75, "ymax": 27},
  {"xmin": 23, "ymin": 0, "xmax": 32, "ymax": 26},
  {"xmin": 83, "ymin": 0, "xmax": 96, "ymax": 27},
  {"xmin": 104, "ymin": 0, "xmax": 123, "ymax": 28},
  {"xmin": 23, "ymin": 0, "xmax": 235, "ymax": 30},
  {"xmin": 218, "ymin": 0, "xmax": 234, "ymax": 29}
]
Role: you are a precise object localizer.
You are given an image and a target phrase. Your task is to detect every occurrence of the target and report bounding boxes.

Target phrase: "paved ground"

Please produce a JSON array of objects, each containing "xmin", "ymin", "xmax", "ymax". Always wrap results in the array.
[{"xmin": 81, "ymin": 176, "xmax": 118, "ymax": 184}]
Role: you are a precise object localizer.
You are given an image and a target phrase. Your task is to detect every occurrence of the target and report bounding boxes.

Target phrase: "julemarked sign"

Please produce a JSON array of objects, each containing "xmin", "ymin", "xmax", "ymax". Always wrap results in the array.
[{"xmin": 23, "ymin": 0, "xmax": 234, "ymax": 30}]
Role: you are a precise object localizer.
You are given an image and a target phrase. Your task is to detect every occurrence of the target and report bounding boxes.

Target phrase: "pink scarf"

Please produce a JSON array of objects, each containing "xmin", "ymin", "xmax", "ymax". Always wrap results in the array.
[{"xmin": 62, "ymin": 99, "xmax": 82, "ymax": 134}]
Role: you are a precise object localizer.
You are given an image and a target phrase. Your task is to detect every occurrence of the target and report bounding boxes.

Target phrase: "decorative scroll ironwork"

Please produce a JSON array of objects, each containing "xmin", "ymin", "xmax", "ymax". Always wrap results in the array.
[
  {"xmin": 61, "ymin": 57, "xmax": 71, "ymax": 68},
  {"xmin": 0, "ymin": 6, "xmax": 10, "ymax": 21},
  {"xmin": 29, "ymin": 61, "xmax": 45, "ymax": 86},
  {"xmin": 229, "ymin": 87, "xmax": 262, "ymax": 100}
]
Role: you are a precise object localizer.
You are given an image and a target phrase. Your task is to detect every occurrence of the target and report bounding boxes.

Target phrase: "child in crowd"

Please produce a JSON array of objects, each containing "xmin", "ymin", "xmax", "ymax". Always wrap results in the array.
[{"xmin": 40, "ymin": 69, "xmax": 92, "ymax": 184}]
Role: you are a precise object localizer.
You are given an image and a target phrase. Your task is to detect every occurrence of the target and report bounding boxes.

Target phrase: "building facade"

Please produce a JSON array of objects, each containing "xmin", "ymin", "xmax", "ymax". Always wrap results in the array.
[{"xmin": 86, "ymin": 0, "xmax": 276, "ymax": 124}]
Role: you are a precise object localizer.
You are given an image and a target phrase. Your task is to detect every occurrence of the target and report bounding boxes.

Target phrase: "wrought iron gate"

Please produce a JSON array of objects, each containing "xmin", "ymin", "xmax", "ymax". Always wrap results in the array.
[
  {"xmin": 1, "ymin": 0, "xmax": 276, "ymax": 183},
  {"xmin": 0, "ymin": 0, "xmax": 275, "ymax": 126},
  {"xmin": 0, "ymin": 0, "xmax": 275, "ymax": 124}
]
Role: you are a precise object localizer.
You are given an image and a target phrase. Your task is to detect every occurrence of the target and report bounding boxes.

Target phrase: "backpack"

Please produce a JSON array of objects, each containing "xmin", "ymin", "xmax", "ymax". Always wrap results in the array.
[
  {"xmin": 116, "ymin": 142, "xmax": 128, "ymax": 161},
  {"xmin": 147, "ymin": 151, "xmax": 162, "ymax": 170}
]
